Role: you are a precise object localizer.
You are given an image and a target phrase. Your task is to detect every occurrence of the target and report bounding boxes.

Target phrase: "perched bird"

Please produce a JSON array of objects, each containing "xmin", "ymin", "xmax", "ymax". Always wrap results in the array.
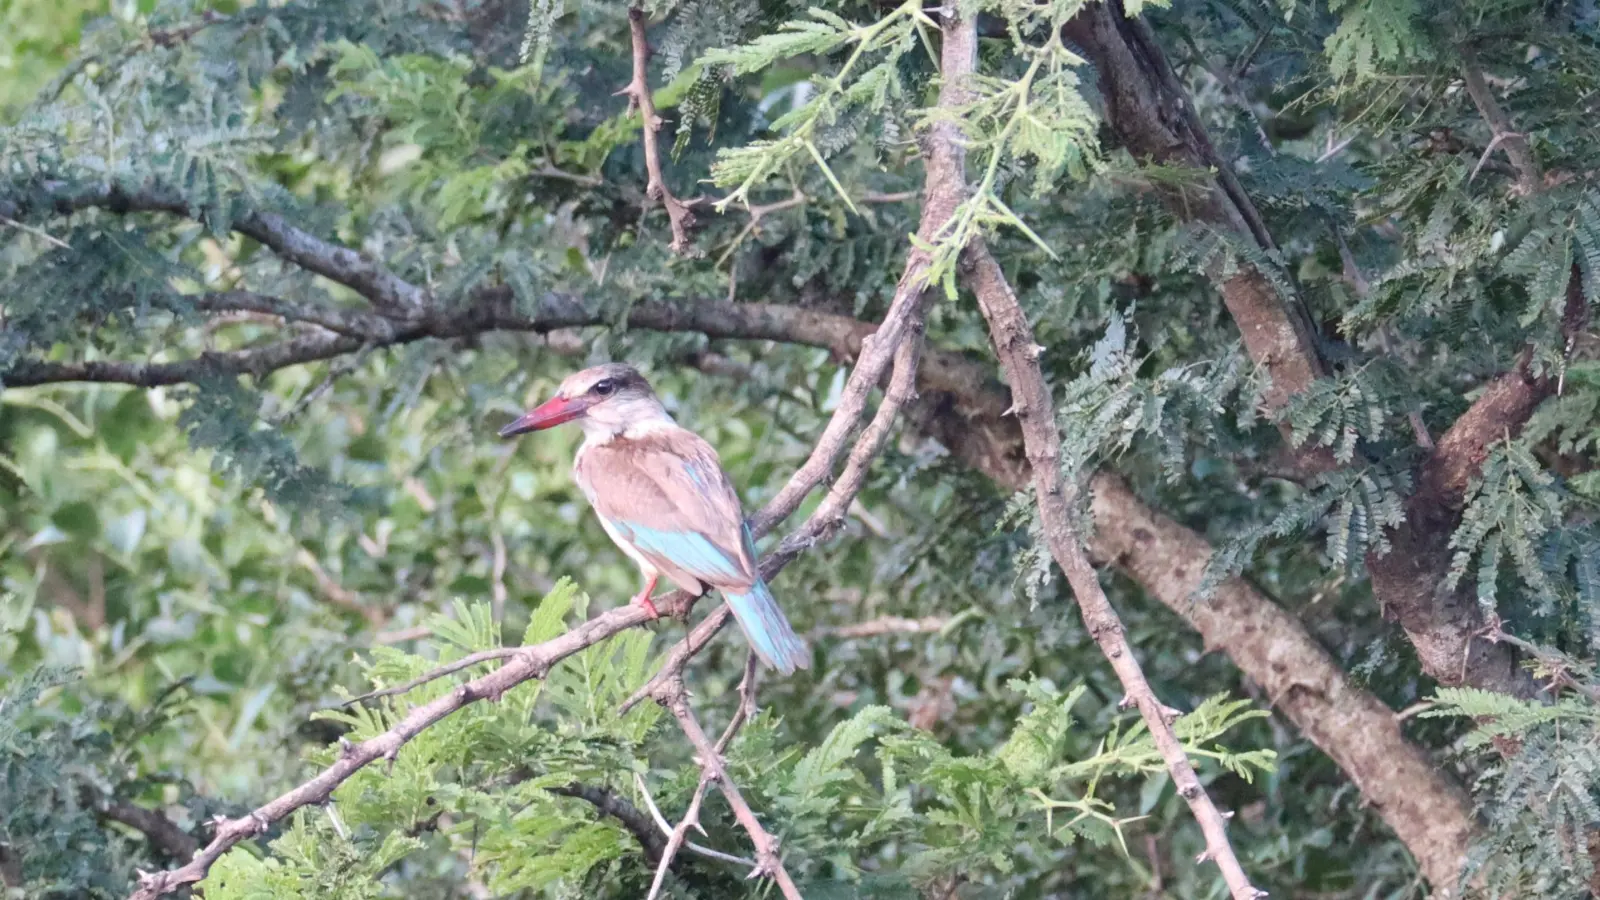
[{"xmin": 499, "ymin": 363, "xmax": 810, "ymax": 674}]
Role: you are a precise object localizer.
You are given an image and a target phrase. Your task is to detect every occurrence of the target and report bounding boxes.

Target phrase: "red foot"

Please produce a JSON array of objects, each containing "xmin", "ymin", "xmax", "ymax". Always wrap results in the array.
[{"xmin": 632, "ymin": 574, "xmax": 661, "ymax": 620}]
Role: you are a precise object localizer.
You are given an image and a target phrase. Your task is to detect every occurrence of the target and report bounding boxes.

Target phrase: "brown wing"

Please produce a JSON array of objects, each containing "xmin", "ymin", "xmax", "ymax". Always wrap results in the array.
[{"xmin": 574, "ymin": 430, "xmax": 758, "ymax": 591}]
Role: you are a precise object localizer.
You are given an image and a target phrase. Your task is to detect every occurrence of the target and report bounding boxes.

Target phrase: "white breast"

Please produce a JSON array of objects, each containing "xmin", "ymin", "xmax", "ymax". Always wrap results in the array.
[{"xmin": 573, "ymin": 444, "xmax": 659, "ymax": 580}]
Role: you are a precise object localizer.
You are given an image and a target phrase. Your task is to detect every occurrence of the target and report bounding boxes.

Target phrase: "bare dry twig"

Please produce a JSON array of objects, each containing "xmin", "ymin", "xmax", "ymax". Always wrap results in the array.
[
  {"xmin": 1459, "ymin": 45, "xmax": 1539, "ymax": 195},
  {"xmin": 623, "ymin": 7, "xmax": 700, "ymax": 255},
  {"xmin": 633, "ymin": 771, "xmax": 758, "ymax": 868},
  {"xmin": 820, "ymin": 614, "xmax": 950, "ymax": 639}
]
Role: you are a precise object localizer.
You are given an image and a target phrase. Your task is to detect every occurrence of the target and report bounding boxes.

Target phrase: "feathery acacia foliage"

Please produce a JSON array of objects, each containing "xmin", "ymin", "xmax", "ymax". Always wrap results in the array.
[{"xmin": 5, "ymin": 0, "xmax": 1600, "ymax": 896}]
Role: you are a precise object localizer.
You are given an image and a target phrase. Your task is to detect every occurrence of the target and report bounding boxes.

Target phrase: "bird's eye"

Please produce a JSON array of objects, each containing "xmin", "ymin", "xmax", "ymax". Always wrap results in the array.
[{"xmin": 592, "ymin": 379, "xmax": 616, "ymax": 397}]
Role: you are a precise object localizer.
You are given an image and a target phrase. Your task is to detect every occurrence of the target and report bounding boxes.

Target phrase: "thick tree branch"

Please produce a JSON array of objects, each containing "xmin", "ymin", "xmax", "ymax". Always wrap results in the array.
[
  {"xmin": 0, "ymin": 182, "xmax": 424, "ymax": 313},
  {"xmin": 963, "ymin": 241, "xmax": 1263, "ymax": 900},
  {"xmin": 1063, "ymin": 1, "xmax": 1328, "ymax": 438},
  {"xmin": 623, "ymin": 8, "xmax": 699, "ymax": 254},
  {"xmin": 1368, "ymin": 266, "xmax": 1587, "ymax": 696},
  {"xmin": 1084, "ymin": 476, "xmax": 1475, "ymax": 888},
  {"xmin": 1061, "ymin": 0, "xmax": 1582, "ymax": 703},
  {"xmin": 93, "ymin": 795, "xmax": 201, "ymax": 863},
  {"xmin": 4, "ymin": 331, "xmax": 365, "ymax": 388}
]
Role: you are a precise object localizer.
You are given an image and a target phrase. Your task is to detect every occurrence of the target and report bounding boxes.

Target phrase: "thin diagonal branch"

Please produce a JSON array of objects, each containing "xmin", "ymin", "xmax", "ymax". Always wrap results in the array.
[
  {"xmin": 624, "ymin": 8, "xmax": 699, "ymax": 255},
  {"xmin": 633, "ymin": 771, "xmax": 757, "ymax": 867},
  {"xmin": 645, "ymin": 771, "xmax": 713, "ymax": 900},
  {"xmin": 750, "ymin": 0, "xmax": 970, "ymax": 536},
  {"xmin": 342, "ymin": 647, "xmax": 525, "ymax": 705},
  {"xmin": 963, "ymin": 240, "xmax": 1263, "ymax": 900}
]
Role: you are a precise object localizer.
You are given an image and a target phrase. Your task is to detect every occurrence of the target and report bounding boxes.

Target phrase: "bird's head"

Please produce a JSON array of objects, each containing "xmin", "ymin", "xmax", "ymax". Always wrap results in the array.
[{"xmin": 498, "ymin": 363, "xmax": 670, "ymax": 441}]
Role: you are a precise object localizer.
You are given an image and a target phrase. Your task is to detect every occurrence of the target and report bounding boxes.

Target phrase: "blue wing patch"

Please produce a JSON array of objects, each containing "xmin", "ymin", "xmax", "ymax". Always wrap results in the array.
[
  {"xmin": 683, "ymin": 458, "xmax": 720, "ymax": 494},
  {"xmin": 611, "ymin": 520, "xmax": 744, "ymax": 582}
]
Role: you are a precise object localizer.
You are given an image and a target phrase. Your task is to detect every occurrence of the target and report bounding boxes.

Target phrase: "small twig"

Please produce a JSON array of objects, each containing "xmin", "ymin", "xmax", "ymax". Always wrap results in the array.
[
  {"xmin": 623, "ymin": 7, "xmax": 700, "ymax": 255},
  {"xmin": 632, "ymin": 772, "xmax": 755, "ymax": 867},
  {"xmin": 1393, "ymin": 701, "xmax": 1437, "ymax": 723},
  {"xmin": 372, "ymin": 625, "xmax": 431, "ymax": 645},
  {"xmin": 861, "ymin": 190, "xmax": 919, "ymax": 204},
  {"xmin": 1468, "ymin": 130, "xmax": 1525, "ymax": 185},
  {"xmin": 820, "ymin": 615, "xmax": 950, "ymax": 639},
  {"xmin": 645, "ymin": 771, "xmax": 714, "ymax": 900},
  {"xmin": 717, "ymin": 189, "xmax": 807, "ymax": 269},
  {"xmin": 1230, "ymin": 27, "xmax": 1270, "ymax": 81},
  {"xmin": 295, "ymin": 547, "xmax": 385, "ymax": 626},
  {"xmin": 490, "ymin": 526, "xmax": 509, "ymax": 624},
  {"xmin": 1408, "ymin": 411, "xmax": 1436, "ymax": 451},
  {"xmin": 645, "ymin": 654, "xmax": 762, "ymax": 898},
  {"xmin": 341, "ymin": 647, "xmax": 526, "ymax": 706},
  {"xmin": 272, "ymin": 342, "xmax": 378, "ymax": 425},
  {"xmin": 0, "ymin": 214, "xmax": 72, "ymax": 249},
  {"xmin": 642, "ymin": 655, "xmax": 763, "ymax": 900},
  {"xmin": 621, "ymin": 606, "xmax": 734, "ymax": 714},
  {"xmin": 1315, "ymin": 132, "xmax": 1356, "ymax": 164},
  {"xmin": 1459, "ymin": 46, "xmax": 1539, "ymax": 194}
]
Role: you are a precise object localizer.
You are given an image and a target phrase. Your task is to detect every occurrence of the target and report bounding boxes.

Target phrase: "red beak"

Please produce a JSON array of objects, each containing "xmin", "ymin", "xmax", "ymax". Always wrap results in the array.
[{"xmin": 498, "ymin": 396, "xmax": 591, "ymax": 437}]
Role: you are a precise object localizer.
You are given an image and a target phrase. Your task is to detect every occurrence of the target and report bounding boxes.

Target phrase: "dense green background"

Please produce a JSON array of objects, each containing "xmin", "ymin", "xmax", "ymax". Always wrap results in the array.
[{"xmin": 6, "ymin": 0, "xmax": 1600, "ymax": 897}]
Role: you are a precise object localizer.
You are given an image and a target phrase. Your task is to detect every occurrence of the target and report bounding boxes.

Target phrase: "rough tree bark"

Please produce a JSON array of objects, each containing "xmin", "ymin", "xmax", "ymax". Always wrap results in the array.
[
  {"xmin": 906, "ymin": 357, "xmax": 1476, "ymax": 891},
  {"xmin": 1063, "ymin": 0, "xmax": 1563, "ymax": 698}
]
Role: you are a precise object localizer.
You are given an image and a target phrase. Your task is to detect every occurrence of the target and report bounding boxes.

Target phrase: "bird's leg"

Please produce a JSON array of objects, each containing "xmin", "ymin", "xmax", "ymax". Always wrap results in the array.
[{"xmin": 631, "ymin": 573, "xmax": 661, "ymax": 620}]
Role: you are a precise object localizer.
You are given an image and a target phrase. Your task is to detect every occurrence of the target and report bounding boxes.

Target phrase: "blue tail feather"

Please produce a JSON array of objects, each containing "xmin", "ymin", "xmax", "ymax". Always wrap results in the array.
[{"xmin": 723, "ymin": 580, "xmax": 809, "ymax": 675}]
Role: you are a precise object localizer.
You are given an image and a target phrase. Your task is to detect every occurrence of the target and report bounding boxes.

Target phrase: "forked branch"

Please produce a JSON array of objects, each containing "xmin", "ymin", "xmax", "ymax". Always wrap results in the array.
[
  {"xmin": 624, "ymin": 7, "xmax": 700, "ymax": 254},
  {"xmin": 642, "ymin": 653, "xmax": 762, "ymax": 900},
  {"xmin": 650, "ymin": 673, "xmax": 802, "ymax": 900}
]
